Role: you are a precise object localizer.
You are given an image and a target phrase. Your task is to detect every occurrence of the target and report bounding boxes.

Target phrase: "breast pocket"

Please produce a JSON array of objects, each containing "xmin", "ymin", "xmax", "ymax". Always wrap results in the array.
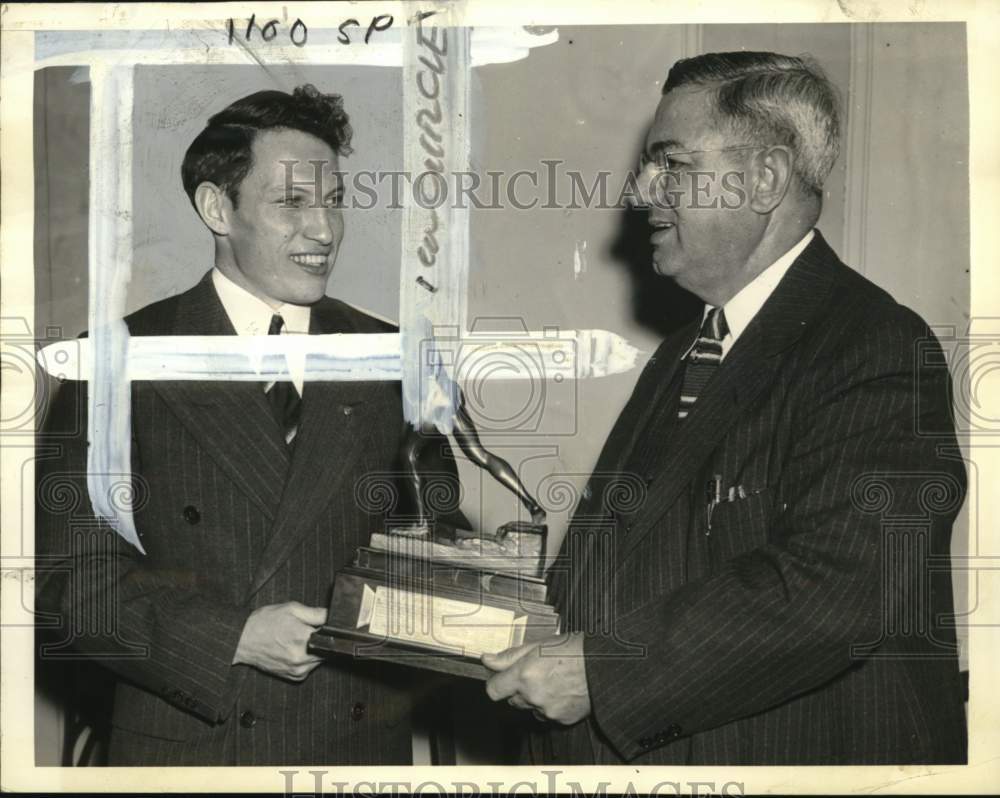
[{"xmin": 706, "ymin": 488, "xmax": 773, "ymax": 563}]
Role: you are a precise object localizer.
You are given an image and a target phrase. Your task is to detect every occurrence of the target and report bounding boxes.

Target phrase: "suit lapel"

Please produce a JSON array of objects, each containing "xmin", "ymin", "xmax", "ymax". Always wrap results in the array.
[
  {"xmin": 616, "ymin": 230, "xmax": 841, "ymax": 563},
  {"xmin": 246, "ymin": 299, "xmax": 382, "ymax": 597},
  {"xmin": 616, "ymin": 326, "xmax": 775, "ymax": 561},
  {"xmin": 608, "ymin": 320, "xmax": 697, "ymax": 475},
  {"xmin": 552, "ymin": 317, "xmax": 697, "ymax": 612},
  {"xmin": 148, "ymin": 273, "xmax": 290, "ymax": 519}
]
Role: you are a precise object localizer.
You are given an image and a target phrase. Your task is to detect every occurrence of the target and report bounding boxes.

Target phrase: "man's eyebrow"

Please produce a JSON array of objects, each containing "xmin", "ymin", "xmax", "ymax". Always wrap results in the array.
[
  {"xmin": 648, "ymin": 139, "xmax": 687, "ymax": 156},
  {"xmin": 269, "ymin": 181, "xmax": 307, "ymax": 193},
  {"xmin": 275, "ymin": 183, "xmax": 343, "ymax": 194}
]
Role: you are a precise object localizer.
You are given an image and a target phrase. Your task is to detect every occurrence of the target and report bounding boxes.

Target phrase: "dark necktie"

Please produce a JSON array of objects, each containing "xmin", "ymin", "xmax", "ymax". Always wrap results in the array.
[
  {"xmin": 677, "ymin": 306, "xmax": 728, "ymax": 419},
  {"xmin": 265, "ymin": 314, "xmax": 301, "ymax": 447}
]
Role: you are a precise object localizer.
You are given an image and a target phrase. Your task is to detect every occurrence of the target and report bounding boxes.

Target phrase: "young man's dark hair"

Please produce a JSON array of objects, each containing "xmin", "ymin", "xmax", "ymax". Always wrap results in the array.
[{"xmin": 181, "ymin": 83, "xmax": 353, "ymax": 208}]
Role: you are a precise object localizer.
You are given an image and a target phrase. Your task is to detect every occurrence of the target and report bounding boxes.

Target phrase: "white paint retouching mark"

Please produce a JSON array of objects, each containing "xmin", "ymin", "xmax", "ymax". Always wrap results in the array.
[
  {"xmin": 36, "ymin": 330, "xmax": 642, "ymax": 383},
  {"xmin": 573, "ymin": 239, "xmax": 588, "ymax": 280}
]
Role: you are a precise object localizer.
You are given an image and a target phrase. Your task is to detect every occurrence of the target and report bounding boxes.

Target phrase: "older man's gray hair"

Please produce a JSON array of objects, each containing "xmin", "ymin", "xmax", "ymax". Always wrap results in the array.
[{"xmin": 664, "ymin": 51, "xmax": 841, "ymax": 197}]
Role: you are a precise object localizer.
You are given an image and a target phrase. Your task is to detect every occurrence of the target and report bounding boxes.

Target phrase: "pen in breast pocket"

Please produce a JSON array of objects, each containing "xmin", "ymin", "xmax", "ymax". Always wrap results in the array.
[{"xmin": 706, "ymin": 474, "xmax": 722, "ymax": 534}]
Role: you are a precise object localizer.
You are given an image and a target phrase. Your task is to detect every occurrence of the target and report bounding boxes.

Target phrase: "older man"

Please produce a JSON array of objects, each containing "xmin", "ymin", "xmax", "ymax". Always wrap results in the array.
[
  {"xmin": 36, "ymin": 85, "xmax": 415, "ymax": 765},
  {"xmin": 483, "ymin": 51, "xmax": 967, "ymax": 765}
]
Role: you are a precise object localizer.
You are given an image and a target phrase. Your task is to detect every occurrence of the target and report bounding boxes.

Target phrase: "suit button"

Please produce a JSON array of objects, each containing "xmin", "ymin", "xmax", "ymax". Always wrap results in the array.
[
  {"xmin": 351, "ymin": 702, "xmax": 366, "ymax": 721},
  {"xmin": 638, "ymin": 736, "xmax": 652, "ymax": 749},
  {"xmin": 666, "ymin": 723, "xmax": 682, "ymax": 739},
  {"xmin": 342, "ymin": 405, "xmax": 353, "ymax": 416},
  {"xmin": 239, "ymin": 710, "xmax": 257, "ymax": 729},
  {"xmin": 182, "ymin": 505, "xmax": 201, "ymax": 525}
]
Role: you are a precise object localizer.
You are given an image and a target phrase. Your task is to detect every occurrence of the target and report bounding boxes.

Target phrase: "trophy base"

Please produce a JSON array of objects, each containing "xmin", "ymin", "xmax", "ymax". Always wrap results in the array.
[
  {"xmin": 308, "ymin": 628, "xmax": 501, "ymax": 680},
  {"xmin": 309, "ymin": 542, "xmax": 560, "ymax": 680},
  {"xmin": 372, "ymin": 519, "xmax": 547, "ymax": 577}
]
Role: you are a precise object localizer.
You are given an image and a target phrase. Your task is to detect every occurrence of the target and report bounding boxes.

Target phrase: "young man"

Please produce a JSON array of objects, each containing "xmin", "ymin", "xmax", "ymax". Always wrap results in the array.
[{"xmin": 37, "ymin": 85, "xmax": 414, "ymax": 765}]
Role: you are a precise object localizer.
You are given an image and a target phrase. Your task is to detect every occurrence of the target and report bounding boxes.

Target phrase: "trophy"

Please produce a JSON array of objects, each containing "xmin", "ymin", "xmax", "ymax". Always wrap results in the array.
[{"xmin": 309, "ymin": 396, "xmax": 560, "ymax": 680}]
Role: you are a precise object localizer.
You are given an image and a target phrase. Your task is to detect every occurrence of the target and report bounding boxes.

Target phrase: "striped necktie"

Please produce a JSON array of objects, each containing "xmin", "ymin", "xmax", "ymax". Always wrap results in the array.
[
  {"xmin": 677, "ymin": 307, "xmax": 728, "ymax": 420},
  {"xmin": 264, "ymin": 314, "xmax": 302, "ymax": 447}
]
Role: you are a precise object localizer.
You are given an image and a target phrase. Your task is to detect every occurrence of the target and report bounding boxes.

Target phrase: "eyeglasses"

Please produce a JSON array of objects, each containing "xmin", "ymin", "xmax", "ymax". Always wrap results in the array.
[
  {"xmin": 638, "ymin": 144, "xmax": 759, "ymax": 173},
  {"xmin": 632, "ymin": 145, "xmax": 762, "ymax": 210}
]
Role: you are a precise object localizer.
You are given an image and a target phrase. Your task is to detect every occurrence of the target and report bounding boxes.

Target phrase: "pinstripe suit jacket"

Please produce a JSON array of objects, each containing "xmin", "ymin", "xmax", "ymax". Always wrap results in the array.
[
  {"xmin": 36, "ymin": 271, "xmax": 416, "ymax": 765},
  {"xmin": 533, "ymin": 231, "xmax": 967, "ymax": 765}
]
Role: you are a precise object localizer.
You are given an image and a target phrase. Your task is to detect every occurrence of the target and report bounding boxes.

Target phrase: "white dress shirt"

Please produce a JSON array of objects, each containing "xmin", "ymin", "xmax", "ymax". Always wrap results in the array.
[
  {"xmin": 684, "ymin": 229, "xmax": 814, "ymax": 361},
  {"xmin": 212, "ymin": 268, "xmax": 311, "ymax": 396}
]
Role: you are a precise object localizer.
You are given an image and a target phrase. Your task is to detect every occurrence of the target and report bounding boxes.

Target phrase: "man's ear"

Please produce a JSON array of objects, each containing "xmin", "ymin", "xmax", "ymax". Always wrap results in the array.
[
  {"xmin": 193, "ymin": 182, "xmax": 230, "ymax": 236},
  {"xmin": 748, "ymin": 145, "xmax": 793, "ymax": 214}
]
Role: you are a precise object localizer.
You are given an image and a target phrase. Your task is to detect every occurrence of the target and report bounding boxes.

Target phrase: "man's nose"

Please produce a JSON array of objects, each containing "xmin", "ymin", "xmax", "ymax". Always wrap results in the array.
[{"xmin": 303, "ymin": 208, "xmax": 336, "ymax": 245}]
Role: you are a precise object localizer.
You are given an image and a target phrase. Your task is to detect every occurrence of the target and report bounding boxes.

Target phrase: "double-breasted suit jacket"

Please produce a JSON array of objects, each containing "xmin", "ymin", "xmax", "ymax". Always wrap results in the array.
[
  {"xmin": 534, "ymin": 231, "xmax": 967, "ymax": 765},
  {"xmin": 37, "ymin": 271, "xmax": 415, "ymax": 765}
]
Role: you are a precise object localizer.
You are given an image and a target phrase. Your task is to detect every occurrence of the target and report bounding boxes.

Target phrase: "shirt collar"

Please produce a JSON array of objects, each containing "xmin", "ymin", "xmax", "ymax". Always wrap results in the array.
[
  {"xmin": 682, "ymin": 229, "xmax": 815, "ymax": 360},
  {"xmin": 211, "ymin": 268, "xmax": 311, "ymax": 336}
]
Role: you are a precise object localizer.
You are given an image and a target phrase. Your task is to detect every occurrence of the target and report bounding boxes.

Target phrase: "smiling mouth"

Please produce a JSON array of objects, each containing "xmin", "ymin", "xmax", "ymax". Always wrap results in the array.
[{"xmin": 290, "ymin": 254, "xmax": 329, "ymax": 269}]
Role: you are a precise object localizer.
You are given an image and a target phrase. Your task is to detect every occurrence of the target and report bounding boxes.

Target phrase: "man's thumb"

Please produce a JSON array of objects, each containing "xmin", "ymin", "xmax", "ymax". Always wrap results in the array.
[
  {"xmin": 292, "ymin": 604, "xmax": 328, "ymax": 627},
  {"xmin": 482, "ymin": 643, "xmax": 533, "ymax": 671}
]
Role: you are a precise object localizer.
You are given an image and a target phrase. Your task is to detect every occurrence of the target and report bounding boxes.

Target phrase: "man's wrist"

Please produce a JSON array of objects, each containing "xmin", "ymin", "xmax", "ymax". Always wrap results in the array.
[{"xmin": 231, "ymin": 610, "xmax": 256, "ymax": 666}]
